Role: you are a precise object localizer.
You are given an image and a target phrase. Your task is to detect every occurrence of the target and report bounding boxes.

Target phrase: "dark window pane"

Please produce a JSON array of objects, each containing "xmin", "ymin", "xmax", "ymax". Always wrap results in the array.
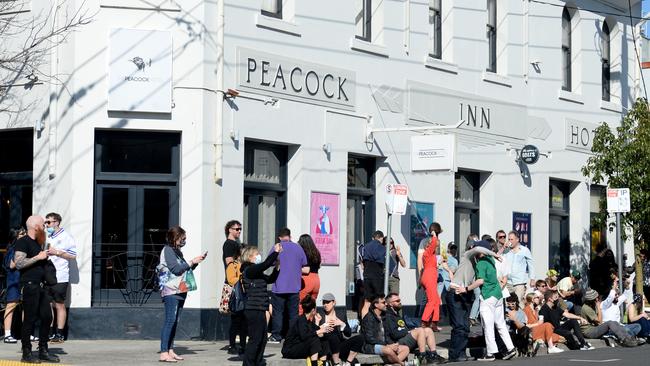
[
  {"xmin": 97, "ymin": 131, "xmax": 178, "ymax": 174},
  {"xmin": 100, "ymin": 188, "xmax": 129, "ymax": 289},
  {"xmin": 347, "ymin": 157, "xmax": 374, "ymax": 189},
  {"xmin": 0, "ymin": 129, "xmax": 33, "ymax": 173}
]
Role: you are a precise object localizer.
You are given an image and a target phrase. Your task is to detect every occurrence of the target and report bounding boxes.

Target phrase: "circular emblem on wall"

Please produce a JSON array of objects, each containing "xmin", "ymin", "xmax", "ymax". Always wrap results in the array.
[{"xmin": 520, "ymin": 145, "xmax": 540, "ymax": 165}]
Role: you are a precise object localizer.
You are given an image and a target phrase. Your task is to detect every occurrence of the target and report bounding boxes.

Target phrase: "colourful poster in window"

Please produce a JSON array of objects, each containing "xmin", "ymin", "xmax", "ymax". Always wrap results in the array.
[
  {"xmin": 512, "ymin": 212, "xmax": 532, "ymax": 249},
  {"xmin": 409, "ymin": 202, "xmax": 435, "ymax": 268},
  {"xmin": 310, "ymin": 192, "xmax": 340, "ymax": 265}
]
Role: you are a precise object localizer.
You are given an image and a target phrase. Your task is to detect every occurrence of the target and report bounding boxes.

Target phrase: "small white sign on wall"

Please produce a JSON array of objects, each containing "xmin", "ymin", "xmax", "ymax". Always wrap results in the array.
[
  {"xmin": 410, "ymin": 134, "xmax": 456, "ymax": 171},
  {"xmin": 108, "ymin": 28, "xmax": 173, "ymax": 113}
]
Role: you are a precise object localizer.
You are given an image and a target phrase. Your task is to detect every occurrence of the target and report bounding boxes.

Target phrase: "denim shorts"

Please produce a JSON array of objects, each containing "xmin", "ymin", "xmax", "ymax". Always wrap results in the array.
[{"xmin": 373, "ymin": 344, "xmax": 383, "ymax": 355}]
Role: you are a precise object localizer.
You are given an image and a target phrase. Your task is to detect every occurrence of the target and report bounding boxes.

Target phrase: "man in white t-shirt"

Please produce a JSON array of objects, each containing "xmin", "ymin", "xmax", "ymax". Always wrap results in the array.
[
  {"xmin": 45, "ymin": 212, "xmax": 77, "ymax": 343},
  {"xmin": 557, "ymin": 270, "xmax": 582, "ymax": 312}
]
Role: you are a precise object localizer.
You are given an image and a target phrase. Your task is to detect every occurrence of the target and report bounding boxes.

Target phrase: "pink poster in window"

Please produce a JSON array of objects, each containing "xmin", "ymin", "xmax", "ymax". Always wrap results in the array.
[{"xmin": 310, "ymin": 192, "xmax": 340, "ymax": 266}]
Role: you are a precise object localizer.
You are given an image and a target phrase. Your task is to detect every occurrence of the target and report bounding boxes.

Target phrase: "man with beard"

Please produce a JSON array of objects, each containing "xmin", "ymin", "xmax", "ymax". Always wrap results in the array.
[{"xmin": 14, "ymin": 215, "xmax": 60, "ymax": 363}]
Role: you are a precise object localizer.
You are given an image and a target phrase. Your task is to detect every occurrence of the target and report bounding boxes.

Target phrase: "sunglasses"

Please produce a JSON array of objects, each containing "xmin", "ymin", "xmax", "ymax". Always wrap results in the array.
[
  {"xmin": 231, "ymin": 227, "xmax": 242, "ymax": 231},
  {"xmin": 322, "ymin": 300, "xmax": 333, "ymax": 305},
  {"xmin": 498, "ymin": 235, "xmax": 506, "ymax": 239}
]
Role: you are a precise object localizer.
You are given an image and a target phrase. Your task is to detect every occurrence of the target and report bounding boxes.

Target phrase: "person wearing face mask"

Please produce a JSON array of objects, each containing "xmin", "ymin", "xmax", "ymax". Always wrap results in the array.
[
  {"xmin": 240, "ymin": 243, "xmax": 282, "ymax": 366},
  {"xmin": 14, "ymin": 215, "xmax": 59, "ymax": 363},
  {"xmin": 538, "ymin": 290, "xmax": 592, "ymax": 351},
  {"xmin": 158, "ymin": 226, "xmax": 206, "ymax": 362},
  {"xmin": 43, "ymin": 212, "xmax": 77, "ymax": 343}
]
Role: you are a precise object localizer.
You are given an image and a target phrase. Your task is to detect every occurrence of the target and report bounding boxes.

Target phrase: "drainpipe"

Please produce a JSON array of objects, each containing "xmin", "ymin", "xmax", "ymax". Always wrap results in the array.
[
  {"xmin": 523, "ymin": 0, "xmax": 529, "ymax": 84},
  {"xmin": 214, "ymin": 0, "xmax": 225, "ymax": 184},
  {"xmin": 48, "ymin": 1, "xmax": 60, "ymax": 180}
]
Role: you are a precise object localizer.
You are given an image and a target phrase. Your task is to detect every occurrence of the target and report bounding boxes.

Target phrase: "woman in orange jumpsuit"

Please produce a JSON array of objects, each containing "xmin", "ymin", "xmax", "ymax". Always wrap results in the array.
[{"xmin": 419, "ymin": 222, "xmax": 442, "ymax": 328}]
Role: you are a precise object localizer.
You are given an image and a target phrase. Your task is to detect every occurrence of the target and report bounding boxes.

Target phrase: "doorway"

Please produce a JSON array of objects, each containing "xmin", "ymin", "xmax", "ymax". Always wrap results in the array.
[
  {"xmin": 0, "ymin": 129, "xmax": 33, "ymax": 246},
  {"xmin": 92, "ymin": 130, "xmax": 180, "ymax": 306}
]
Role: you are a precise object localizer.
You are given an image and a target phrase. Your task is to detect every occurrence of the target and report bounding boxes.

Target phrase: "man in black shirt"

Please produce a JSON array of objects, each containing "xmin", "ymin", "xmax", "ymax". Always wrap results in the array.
[
  {"xmin": 538, "ymin": 290, "xmax": 591, "ymax": 351},
  {"xmin": 14, "ymin": 215, "xmax": 60, "ymax": 363},
  {"xmin": 222, "ymin": 219, "xmax": 244, "ymax": 354},
  {"xmin": 360, "ymin": 230, "xmax": 385, "ymax": 318}
]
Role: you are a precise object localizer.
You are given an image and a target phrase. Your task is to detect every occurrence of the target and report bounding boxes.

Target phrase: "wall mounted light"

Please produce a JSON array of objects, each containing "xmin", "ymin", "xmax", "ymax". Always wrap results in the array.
[{"xmin": 322, "ymin": 143, "xmax": 332, "ymax": 155}]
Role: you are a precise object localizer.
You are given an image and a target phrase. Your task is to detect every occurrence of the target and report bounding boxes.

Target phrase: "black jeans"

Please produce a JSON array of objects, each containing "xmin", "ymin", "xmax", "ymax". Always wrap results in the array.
[
  {"xmin": 21, "ymin": 282, "xmax": 52, "ymax": 351},
  {"xmin": 282, "ymin": 337, "xmax": 323, "ymax": 359},
  {"xmin": 229, "ymin": 311, "xmax": 247, "ymax": 350},
  {"xmin": 446, "ymin": 289, "xmax": 473, "ymax": 361},
  {"xmin": 270, "ymin": 293, "xmax": 299, "ymax": 339},
  {"xmin": 339, "ymin": 335, "xmax": 364, "ymax": 362},
  {"xmin": 555, "ymin": 319, "xmax": 586, "ymax": 349},
  {"xmin": 244, "ymin": 310, "xmax": 267, "ymax": 366}
]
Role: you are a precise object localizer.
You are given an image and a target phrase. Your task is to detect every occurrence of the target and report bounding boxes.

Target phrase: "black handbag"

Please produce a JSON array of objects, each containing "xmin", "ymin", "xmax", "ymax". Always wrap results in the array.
[{"xmin": 43, "ymin": 259, "xmax": 58, "ymax": 286}]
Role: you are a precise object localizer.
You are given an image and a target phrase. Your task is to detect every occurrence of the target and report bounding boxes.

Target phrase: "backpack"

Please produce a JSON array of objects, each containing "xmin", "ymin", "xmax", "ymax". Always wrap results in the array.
[{"xmin": 229, "ymin": 276, "xmax": 246, "ymax": 313}]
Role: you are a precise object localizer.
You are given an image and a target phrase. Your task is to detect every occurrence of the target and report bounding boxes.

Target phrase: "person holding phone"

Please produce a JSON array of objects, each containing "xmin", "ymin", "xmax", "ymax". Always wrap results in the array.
[{"xmin": 158, "ymin": 226, "xmax": 206, "ymax": 362}]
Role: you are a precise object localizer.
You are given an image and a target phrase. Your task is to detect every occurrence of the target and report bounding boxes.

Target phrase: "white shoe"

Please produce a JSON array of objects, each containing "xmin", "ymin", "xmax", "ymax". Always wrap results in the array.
[
  {"xmin": 30, "ymin": 335, "xmax": 39, "ymax": 342},
  {"xmin": 548, "ymin": 346, "xmax": 564, "ymax": 354}
]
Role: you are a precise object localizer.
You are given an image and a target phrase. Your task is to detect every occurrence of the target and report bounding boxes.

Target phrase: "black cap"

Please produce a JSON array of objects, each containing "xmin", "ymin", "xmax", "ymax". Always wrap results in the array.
[{"xmin": 474, "ymin": 240, "xmax": 492, "ymax": 250}]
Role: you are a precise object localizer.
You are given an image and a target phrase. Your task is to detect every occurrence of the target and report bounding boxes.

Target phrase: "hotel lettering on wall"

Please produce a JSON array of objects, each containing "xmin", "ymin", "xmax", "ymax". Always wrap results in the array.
[
  {"xmin": 565, "ymin": 119, "xmax": 598, "ymax": 153},
  {"xmin": 238, "ymin": 48, "xmax": 356, "ymax": 110},
  {"xmin": 459, "ymin": 102, "xmax": 490, "ymax": 129}
]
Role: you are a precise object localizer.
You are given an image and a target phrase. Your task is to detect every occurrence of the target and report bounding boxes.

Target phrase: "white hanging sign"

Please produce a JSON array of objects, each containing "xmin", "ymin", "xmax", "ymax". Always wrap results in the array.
[
  {"xmin": 385, "ymin": 184, "xmax": 409, "ymax": 216},
  {"xmin": 606, "ymin": 188, "xmax": 630, "ymax": 213}
]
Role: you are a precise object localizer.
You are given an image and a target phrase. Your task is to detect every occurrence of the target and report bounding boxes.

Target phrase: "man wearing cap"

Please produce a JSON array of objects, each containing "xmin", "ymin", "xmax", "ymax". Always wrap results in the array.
[
  {"xmin": 580, "ymin": 289, "xmax": 638, "ymax": 347},
  {"xmin": 557, "ymin": 270, "xmax": 583, "ymax": 313}
]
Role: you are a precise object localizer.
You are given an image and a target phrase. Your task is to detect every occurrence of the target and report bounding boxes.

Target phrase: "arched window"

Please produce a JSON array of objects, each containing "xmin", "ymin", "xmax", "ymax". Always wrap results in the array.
[
  {"xmin": 602, "ymin": 22, "xmax": 611, "ymax": 101},
  {"xmin": 562, "ymin": 7, "xmax": 572, "ymax": 91}
]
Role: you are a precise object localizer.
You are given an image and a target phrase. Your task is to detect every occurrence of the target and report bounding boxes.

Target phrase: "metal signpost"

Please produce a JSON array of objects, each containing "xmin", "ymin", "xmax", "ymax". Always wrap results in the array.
[
  {"xmin": 606, "ymin": 188, "xmax": 630, "ymax": 321},
  {"xmin": 384, "ymin": 184, "xmax": 408, "ymax": 295}
]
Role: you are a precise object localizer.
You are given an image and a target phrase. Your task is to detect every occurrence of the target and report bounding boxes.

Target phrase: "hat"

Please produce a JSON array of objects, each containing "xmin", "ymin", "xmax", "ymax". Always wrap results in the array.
[
  {"xmin": 584, "ymin": 289, "xmax": 598, "ymax": 301},
  {"xmin": 571, "ymin": 270, "xmax": 582, "ymax": 280},
  {"xmin": 322, "ymin": 293, "xmax": 336, "ymax": 302},
  {"xmin": 474, "ymin": 240, "xmax": 492, "ymax": 251},
  {"xmin": 546, "ymin": 269, "xmax": 559, "ymax": 278}
]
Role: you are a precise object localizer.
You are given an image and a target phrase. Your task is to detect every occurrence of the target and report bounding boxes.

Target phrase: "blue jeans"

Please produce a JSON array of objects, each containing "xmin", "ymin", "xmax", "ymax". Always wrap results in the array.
[
  {"xmin": 160, "ymin": 296, "xmax": 185, "ymax": 352},
  {"xmin": 624, "ymin": 323, "xmax": 641, "ymax": 337},
  {"xmin": 270, "ymin": 292, "xmax": 299, "ymax": 339},
  {"xmin": 446, "ymin": 289, "xmax": 474, "ymax": 361},
  {"xmin": 633, "ymin": 317, "xmax": 650, "ymax": 337}
]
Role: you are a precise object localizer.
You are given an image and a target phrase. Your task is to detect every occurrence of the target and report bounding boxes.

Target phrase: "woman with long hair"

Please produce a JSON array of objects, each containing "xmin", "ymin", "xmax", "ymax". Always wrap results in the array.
[
  {"xmin": 523, "ymin": 293, "xmax": 563, "ymax": 353},
  {"xmin": 418, "ymin": 222, "xmax": 442, "ymax": 329},
  {"xmin": 241, "ymin": 243, "xmax": 282, "ymax": 366},
  {"xmin": 3, "ymin": 226, "xmax": 26, "ymax": 343},
  {"xmin": 298, "ymin": 234, "xmax": 321, "ymax": 315},
  {"xmin": 628, "ymin": 293, "xmax": 650, "ymax": 339},
  {"xmin": 158, "ymin": 226, "xmax": 206, "ymax": 362}
]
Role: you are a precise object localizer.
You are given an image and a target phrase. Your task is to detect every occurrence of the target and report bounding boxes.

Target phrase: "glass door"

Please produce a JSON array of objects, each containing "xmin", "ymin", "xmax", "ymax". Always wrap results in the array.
[{"xmin": 346, "ymin": 195, "xmax": 373, "ymax": 311}]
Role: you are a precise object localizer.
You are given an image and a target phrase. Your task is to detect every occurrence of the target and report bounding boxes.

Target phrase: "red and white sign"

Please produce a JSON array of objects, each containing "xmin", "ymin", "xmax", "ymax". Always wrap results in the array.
[
  {"xmin": 386, "ymin": 184, "xmax": 409, "ymax": 215},
  {"xmin": 606, "ymin": 188, "xmax": 630, "ymax": 213}
]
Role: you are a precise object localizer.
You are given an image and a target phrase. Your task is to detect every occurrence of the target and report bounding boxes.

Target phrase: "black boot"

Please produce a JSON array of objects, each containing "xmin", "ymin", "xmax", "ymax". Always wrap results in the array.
[
  {"xmin": 21, "ymin": 347, "xmax": 41, "ymax": 364},
  {"xmin": 38, "ymin": 346, "xmax": 60, "ymax": 363}
]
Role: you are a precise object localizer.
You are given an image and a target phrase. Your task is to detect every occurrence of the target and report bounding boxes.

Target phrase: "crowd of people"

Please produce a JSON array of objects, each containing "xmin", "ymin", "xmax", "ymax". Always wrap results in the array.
[
  {"xmin": 3, "ymin": 214, "xmax": 650, "ymax": 365},
  {"xmin": 212, "ymin": 221, "xmax": 650, "ymax": 366}
]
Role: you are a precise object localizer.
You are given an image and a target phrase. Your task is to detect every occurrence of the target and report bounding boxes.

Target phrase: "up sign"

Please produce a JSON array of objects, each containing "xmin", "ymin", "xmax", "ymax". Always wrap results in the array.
[{"xmin": 238, "ymin": 48, "xmax": 356, "ymax": 110}]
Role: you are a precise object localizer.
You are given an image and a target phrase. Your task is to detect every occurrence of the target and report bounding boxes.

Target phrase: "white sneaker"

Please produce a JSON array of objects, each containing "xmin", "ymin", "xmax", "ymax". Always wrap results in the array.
[
  {"xmin": 548, "ymin": 346, "xmax": 564, "ymax": 354},
  {"xmin": 30, "ymin": 335, "xmax": 39, "ymax": 342}
]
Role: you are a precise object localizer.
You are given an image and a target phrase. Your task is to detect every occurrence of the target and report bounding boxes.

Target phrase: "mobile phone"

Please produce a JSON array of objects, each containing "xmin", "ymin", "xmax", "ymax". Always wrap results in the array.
[{"xmin": 202, "ymin": 251, "xmax": 208, "ymax": 258}]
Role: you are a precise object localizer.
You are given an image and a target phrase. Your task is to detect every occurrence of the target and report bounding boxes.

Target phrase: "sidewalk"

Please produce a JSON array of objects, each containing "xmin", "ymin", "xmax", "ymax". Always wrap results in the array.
[{"xmin": 0, "ymin": 324, "xmax": 613, "ymax": 366}]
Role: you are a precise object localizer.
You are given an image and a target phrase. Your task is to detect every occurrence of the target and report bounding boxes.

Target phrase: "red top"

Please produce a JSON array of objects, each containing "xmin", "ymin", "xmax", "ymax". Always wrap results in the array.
[{"xmin": 422, "ymin": 236, "xmax": 439, "ymax": 276}]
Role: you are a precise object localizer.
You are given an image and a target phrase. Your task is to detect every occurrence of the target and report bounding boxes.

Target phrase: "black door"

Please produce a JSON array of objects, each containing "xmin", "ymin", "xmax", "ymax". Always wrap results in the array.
[
  {"xmin": 0, "ymin": 129, "xmax": 33, "ymax": 246},
  {"xmin": 92, "ymin": 131, "xmax": 180, "ymax": 307}
]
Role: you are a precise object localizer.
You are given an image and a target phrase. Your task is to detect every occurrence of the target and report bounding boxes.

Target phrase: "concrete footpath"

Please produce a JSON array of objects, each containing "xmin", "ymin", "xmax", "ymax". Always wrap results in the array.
[{"xmin": 0, "ymin": 324, "xmax": 619, "ymax": 366}]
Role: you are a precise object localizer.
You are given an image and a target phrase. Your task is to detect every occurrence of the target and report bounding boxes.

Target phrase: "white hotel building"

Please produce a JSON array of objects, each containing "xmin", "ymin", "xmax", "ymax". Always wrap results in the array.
[{"xmin": 0, "ymin": 0, "xmax": 642, "ymax": 339}]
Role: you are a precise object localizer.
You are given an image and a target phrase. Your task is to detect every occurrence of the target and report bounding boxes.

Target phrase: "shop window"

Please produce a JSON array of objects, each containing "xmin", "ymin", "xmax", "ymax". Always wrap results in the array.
[
  {"xmin": 455, "ymin": 171, "xmax": 480, "ymax": 255},
  {"xmin": 92, "ymin": 130, "xmax": 180, "ymax": 307},
  {"xmin": 549, "ymin": 180, "xmax": 570, "ymax": 275},
  {"xmin": 590, "ymin": 185, "xmax": 606, "ymax": 259},
  {"xmin": 346, "ymin": 155, "xmax": 375, "ymax": 310},
  {"xmin": 0, "ymin": 129, "xmax": 33, "ymax": 247},
  {"xmin": 243, "ymin": 141, "xmax": 287, "ymax": 255}
]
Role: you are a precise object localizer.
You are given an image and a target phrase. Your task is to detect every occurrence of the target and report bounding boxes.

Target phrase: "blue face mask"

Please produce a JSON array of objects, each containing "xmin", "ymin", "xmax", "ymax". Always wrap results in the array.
[
  {"xmin": 46, "ymin": 227, "xmax": 55, "ymax": 236},
  {"xmin": 254, "ymin": 254, "xmax": 262, "ymax": 264}
]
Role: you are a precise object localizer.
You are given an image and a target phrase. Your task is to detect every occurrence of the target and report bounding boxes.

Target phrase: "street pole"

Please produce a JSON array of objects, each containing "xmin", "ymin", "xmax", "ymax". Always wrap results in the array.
[
  {"xmin": 384, "ymin": 212, "xmax": 392, "ymax": 296},
  {"xmin": 616, "ymin": 212, "xmax": 624, "ymax": 321}
]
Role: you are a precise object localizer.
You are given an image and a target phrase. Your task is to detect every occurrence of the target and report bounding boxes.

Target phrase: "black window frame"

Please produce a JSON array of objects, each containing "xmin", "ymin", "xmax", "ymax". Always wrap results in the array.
[
  {"xmin": 454, "ymin": 171, "xmax": 481, "ymax": 255},
  {"xmin": 602, "ymin": 21, "xmax": 611, "ymax": 101},
  {"xmin": 562, "ymin": 7, "xmax": 572, "ymax": 91},
  {"xmin": 429, "ymin": 0, "xmax": 442, "ymax": 59},
  {"xmin": 261, "ymin": 0, "xmax": 283, "ymax": 19},
  {"xmin": 486, "ymin": 0, "xmax": 497, "ymax": 73},
  {"xmin": 356, "ymin": 0, "xmax": 372, "ymax": 42}
]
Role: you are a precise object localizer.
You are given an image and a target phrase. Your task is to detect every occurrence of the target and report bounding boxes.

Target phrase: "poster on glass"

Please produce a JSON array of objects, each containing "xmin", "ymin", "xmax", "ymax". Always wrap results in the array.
[
  {"xmin": 512, "ymin": 212, "xmax": 532, "ymax": 249},
  {"xmin": 310, "ymin": 192, "xmax": 340, "ymax": 265},
  {"xmin": 409, "ymin": 202, "xmax": 435, "ymax": 268}
]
